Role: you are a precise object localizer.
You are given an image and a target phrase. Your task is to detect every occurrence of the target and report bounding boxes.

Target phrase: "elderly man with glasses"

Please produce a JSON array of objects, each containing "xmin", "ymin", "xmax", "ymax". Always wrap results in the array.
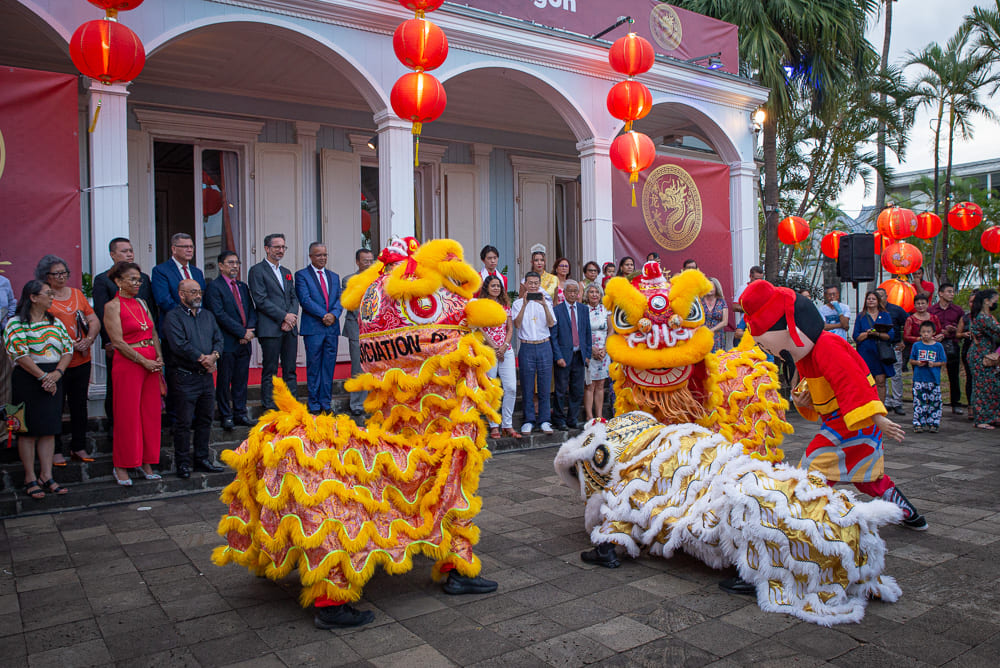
[
  {"xmin": 151, "ymin": 233, "xmax": 206, "ymax": 328},
  {"xmin": 162, "ymin": 279, "xmax": 225, "ymax": 478}
]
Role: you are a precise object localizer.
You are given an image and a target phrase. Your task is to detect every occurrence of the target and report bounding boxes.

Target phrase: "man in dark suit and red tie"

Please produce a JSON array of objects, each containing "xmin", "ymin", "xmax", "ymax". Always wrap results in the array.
[
  {"xmin": 550, "ymin": 279, "xmax": 592, "ymax": 431},
  {"xmin": 151, "ymin": 233, "xmax": 206, "ymax": 326},
  {"xmin": 248, "ymin": 233, "xmax": 299, "ymax": 412},
  {"xmin": 205, "ymin": 251, "xmax": 257, "ymax": 430},
  {"xmin": 295, "ymin": 242, "xmax": 342, "ymax": 413}
]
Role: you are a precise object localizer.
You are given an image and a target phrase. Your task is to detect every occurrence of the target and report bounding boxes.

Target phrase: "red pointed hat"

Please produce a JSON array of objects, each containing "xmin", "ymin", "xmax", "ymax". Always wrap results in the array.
[{"xmin": 739, "ymin": 280, "xmax": 804, "ymax": 346}]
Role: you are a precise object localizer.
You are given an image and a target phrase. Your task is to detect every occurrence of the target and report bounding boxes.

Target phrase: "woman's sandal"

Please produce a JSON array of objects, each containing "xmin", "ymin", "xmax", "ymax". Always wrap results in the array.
[
  {"xmin": 23, "ymin": 480, "xmax": 44, "ymax": 500},
  {"xmin": 41, "ymin": 479, "xmax": 68, "ymax": 495},
  {"xmin": 489, "ymin": 427, "xmax": 502, "ymax": 439},
  {"xmin": 502, "ymin": 428, "xmax": 522, "ymax": 440},
  {"xmin": 71, "ymin": 451, "xmax": 95, "ymax": 463},
  {"xmin": 976, "ymin": 423, "xmax": 996, "ymax": 430}
]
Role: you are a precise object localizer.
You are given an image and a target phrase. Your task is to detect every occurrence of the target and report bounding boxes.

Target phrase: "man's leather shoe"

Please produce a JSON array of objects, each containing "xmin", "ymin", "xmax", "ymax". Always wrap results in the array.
[
  {"xmin": 222, "ymin": 418, "xmax": 235, "ymax": 431},
  {"xmin": 892, "ymin": 406, "xmax": 905, "ymax": 416},
  {"xmin": 581, "ymin": 543, "xmax": 620, "ymax": 568},
  {"xmin": 442, "ymin": 572, "xmax": 498, "ymax": 595},
  {"xmin": 314, "ymin": 604, "xmax": 374, "ymax": 629},
  {"xmin": 234, "ymin": 415, "xmax": 254, "ymax": 427},
  {"xmin": 176, "ymin": 465, "xmax": 191, "ymax": 479},
  {"xmin": 350, "ymin": 409, "xmax": 365, "ymax": 417},
  {"xmin": 194, "ymin": 459, "xmax": 224, "ymax": 473},
  {"xmin": 719, "ymin": 576, "xmax": 756, "ymax": 596}
]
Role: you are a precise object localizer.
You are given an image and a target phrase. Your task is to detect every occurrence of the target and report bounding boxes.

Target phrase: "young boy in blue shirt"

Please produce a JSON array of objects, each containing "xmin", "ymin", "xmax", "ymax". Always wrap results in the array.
[{"xmin": 910, "ymin": 320, "xmax": 946, "ymax": 433}]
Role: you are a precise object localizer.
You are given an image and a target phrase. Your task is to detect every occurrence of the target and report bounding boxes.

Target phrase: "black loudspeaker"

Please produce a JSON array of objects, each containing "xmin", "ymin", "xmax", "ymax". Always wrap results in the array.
[{"xmin": 837, "ymin": 233, "xmax": 876, "ymax": 283}]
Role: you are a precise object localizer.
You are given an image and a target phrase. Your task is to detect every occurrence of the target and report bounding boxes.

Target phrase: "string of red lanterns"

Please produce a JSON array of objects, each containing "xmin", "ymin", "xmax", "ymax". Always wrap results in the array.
[
  {"xmin": 70, "ymin": 1, "xmax": 146, "ymax": 86},
  {"xmin": 876, "ymin": 206, "xmax": 917, "ymax": 240},
  {"xmin": 390, "ymin": 1, "xmax": 449, "ymax": 166},
  {"xmin": 820, "ymin": 230, "xmax": 846, "ymax": 259},
  {"xmin": 606, "ymin": 33, "xmax": 656, "ymax": 207},
  {"xmin": 948, "ymin": 201, "xmax": 983, "ymax": 231}
]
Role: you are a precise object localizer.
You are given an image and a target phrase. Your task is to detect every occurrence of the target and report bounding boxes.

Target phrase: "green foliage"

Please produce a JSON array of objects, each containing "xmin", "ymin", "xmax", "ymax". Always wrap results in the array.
[{"xmin": 81, "ymin": 273, "xmax": 93, "ymax": 300}]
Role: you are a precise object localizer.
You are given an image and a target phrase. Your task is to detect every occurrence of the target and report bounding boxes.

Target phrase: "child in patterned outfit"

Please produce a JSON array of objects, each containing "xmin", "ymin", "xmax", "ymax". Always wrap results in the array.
[{"xmin": 910, "ymin": 320, "xmax": 946, "ymax": 433}]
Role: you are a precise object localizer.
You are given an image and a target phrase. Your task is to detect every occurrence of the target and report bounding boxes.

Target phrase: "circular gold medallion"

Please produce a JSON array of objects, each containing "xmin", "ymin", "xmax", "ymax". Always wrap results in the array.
[
  {"xmin": 641, "ymin": 164, "xmax": 703, "ymax": 251},
  {"xmin": 649, "ymin": 5, "xmax": 683, "ymax": 51}
]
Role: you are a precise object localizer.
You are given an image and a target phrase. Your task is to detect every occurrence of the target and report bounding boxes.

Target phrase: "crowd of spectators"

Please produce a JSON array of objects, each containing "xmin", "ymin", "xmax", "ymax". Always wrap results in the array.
[{"xmin": 3, "ymin": 236, "xmax": 997, "ymax": 501}]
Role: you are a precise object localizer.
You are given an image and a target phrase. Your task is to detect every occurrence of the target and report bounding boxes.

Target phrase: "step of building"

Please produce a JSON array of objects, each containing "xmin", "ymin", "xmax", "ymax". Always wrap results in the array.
[{"xmin": 0, "ymin": 380, "xmax": 588, "ymax": 517}]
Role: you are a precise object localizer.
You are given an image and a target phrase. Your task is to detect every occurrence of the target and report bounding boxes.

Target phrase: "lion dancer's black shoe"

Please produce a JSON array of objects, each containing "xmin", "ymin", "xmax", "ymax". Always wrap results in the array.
[
  {"xmin": 719, "ymin": 575, "xmax": 756, "ymax": 596},
  {"xmin": 881, "ymin": 486, "xmax": 929, "ymax": 531},
  {"xmin": 581, "ymin": 542, "xmax": 620, "ymax": 568},
  {"xmin": 443, "ymin": 571, "xmax": 498, "ymax": 595},
  {"xmin": 313, "ymin": 600, "xmax": 375, "ymax": 629}
]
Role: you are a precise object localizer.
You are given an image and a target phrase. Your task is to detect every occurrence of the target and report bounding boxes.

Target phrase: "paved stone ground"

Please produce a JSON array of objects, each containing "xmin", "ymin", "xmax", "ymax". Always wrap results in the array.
[{"xmin": 1, "ymin": 409, "xmax": 998, "ymax": 667}]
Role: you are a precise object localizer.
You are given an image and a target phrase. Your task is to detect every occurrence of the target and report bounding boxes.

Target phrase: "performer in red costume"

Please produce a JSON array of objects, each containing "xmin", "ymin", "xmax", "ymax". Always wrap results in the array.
[{"xmin": 740, "ymin": 280, "xmax": 927, "ymax": 530}]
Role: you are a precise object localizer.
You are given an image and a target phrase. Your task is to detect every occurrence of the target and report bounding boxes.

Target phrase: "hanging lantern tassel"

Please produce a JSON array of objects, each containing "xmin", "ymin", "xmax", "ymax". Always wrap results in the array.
[
  {"xmin": 412, "ymin": 121, "xmax": 422, "ymax": 166},
  {"xmin": 630, "ymin": 172, "xmax": 638, "ymax": 207},
  {"xmin": 88, "ymin": 99, "xmax": 102, "ymax": 133}
]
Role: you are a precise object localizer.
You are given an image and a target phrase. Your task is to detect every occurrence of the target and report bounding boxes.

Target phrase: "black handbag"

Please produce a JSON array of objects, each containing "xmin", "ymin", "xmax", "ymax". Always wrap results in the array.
[
  {"xmin": 877, "ymin": 339, "xmax": 897, "ymax": 365},
  {"xmin": 75, "ymin": 310, "xmax": 90, "ymax": 340}
]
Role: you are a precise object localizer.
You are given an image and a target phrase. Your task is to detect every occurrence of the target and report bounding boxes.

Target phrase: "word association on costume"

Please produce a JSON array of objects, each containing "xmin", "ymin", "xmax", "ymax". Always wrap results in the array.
[{"xmin": 358, "ymin": 333, "xmax": 421, "ymax": 363}]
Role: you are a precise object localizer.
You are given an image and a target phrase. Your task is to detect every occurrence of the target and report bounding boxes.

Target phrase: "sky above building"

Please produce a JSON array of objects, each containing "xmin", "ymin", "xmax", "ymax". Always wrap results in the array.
[{"xmin": 836, "ymin": 0, "xmax": 997, "ymax": 218}]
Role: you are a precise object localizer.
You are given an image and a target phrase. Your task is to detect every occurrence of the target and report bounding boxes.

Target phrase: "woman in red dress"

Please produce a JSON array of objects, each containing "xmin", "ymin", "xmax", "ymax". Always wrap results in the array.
[{"xmin": 103, "ymin": 262, "xmax": 164, "ymax": 486}]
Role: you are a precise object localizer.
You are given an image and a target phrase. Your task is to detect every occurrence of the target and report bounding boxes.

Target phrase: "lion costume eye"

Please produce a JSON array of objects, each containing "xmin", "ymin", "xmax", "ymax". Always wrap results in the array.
[
  {"xmin": 613, "ymin": 307, "xmax": 636, "ymax": 333},
  {"xmin": 683, "ymin": 298, "xmax": 704, "ymax": 325},
  {"xmin": 404, "ymin": 294, "xmax": 442, "ymax": 324}
]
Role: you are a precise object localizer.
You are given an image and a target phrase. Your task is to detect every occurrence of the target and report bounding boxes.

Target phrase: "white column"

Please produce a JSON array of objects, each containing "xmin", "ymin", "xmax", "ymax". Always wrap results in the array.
[
  {"xmin": 472, "ymin": 143, "xmax": 492, "ymax": 252},
  {"xmin": 729, "ymin": 161, "xmax": 760, "ymax": 292},
  {"xmin": 374, "ymin": 110, "xmax": 415, "ymax": 241},
  {"xmin": 85, "ymin": 80, "xmax": 130, "ymax": 272},
  {"xmin": 296, "ymin": 121, "xmax": 321, "ymax": 241},
  {"xmin": 577, "ymin": 138, "xmax": 615, "ymax": 266}
]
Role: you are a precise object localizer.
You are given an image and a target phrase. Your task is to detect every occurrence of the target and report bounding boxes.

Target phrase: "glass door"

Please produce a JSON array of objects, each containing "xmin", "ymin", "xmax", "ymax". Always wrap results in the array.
[{"xmin": 195, "ymin": 145, "xmax": 243, "ymax": 280}]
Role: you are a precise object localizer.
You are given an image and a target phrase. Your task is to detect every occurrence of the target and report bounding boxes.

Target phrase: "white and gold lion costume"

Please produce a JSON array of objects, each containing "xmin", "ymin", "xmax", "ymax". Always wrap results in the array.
[{"xmin": 555, "ymin": 264, "xmax": 902, "ymax": 625}]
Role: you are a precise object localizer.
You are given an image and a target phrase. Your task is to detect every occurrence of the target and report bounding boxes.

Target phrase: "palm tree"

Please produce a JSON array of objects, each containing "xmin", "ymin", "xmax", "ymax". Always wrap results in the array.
[
  {"xmin": 967, "ymin": 1, "xmax": 1000, "ymax": 61},
  {"xmin": 667, "ymin": 0, "xmax": 879, "ymax": 281},
  {"xmin": 906, "ymin": 26, "xmax": 997, "ymax": 279}
]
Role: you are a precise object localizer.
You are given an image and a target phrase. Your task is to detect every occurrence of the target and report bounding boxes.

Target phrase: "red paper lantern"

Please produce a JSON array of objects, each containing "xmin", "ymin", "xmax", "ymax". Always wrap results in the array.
[
  {"xmin": 610, "ymin": 131, "xmax": 656, "ymax": 207},
  {"xmin": 820, "ymin": 231, "xmax": 846, "ymax": 259},
  {"xmin": 398, "ymin": 0, "xmax": 445, "ymax": 12},
  {"xmin": 982, "ymin": 226, "xmax": 1000, "ymax": 253},
  {"xmin": 69, "ymin": 19, "xmax": 145, "ymax": 85},
  {"xmin": 606, "ymin": 81, "xmax": 652, "ymax": 130},
  {"xmin": 876, "ymin": 206, "xmax": 917, "ymax": 240},
  {"xmin": 87, "ymin": 0, "xmax": 144, "ymax": 12},
  {"xmin": 777, "ymin": 216, "xmax": 810, "ymax": 246},
  {"xmin": 914, "ymin": 212, "xmax": 942, "ymax": 239},
  {"xmin": 609, "ymin": 33, "xmax": 655, "ymax": 76},
  {"xmin": 948, "ymin": 201, "xmax": 983, "ymax": 231},
  {"xmin": 361, "ymin": 209, "xmax": 372, "ymax": 234},
  {"xmin": 391, "ymin": 71, "xmax": 447, "ymax": 127},
  {"xmin": 880, "ymin": 278, "xmax": 916, "ymax": 313},
  {"xmin": 881, "ymin": 241, "xmax": 922, "ymax": 275},
  {"xmin": 393, "ymin": 18, "xmax": 448, "ymax": 71},
  {"xmin": 203, "ymin": 188, "xmax": 224, "ymax": 217}
]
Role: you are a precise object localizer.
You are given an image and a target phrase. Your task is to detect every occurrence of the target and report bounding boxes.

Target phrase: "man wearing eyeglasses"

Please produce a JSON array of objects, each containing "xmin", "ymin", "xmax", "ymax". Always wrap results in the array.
[
  {"xmin": 151, "ymin": 233, "xmax": 207, "ymax": 328},
  {"xmin": 162, "ymin": 279, "xmax": 225, "ymax": 478},
  {"xmin": 248, "ymin": 233, "xmax": 299, "ymax": 411},
  {"xmin": 93, "ymin": 237, "xmax": 156, "ymax": 426}
]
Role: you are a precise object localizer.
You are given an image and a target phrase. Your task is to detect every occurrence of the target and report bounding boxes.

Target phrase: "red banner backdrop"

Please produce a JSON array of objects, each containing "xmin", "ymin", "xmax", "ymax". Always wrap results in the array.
[
  {"xmin": 612, "ymin": 154, "xmax": 732, "ymax": 300},
  {"xmin": 0, "ymin": 66, "xmax": 81, "ymax": 296},
  {"xmin": 458, "ymin": 0, "xmax": 739, "ymax": 74}
]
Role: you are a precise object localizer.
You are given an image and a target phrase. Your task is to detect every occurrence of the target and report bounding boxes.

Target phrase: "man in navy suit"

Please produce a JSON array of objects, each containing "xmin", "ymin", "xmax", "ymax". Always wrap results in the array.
[
  {"xmin": 151, "ymin": 233, "xmax": 207, "ymax": 326},
  {"xmin": 295, "ymin": 242, "xmax": 342, "ymax": 413},
  {"xmin": 550, "ymin": 280, "xmax": 592, "ymax": 430},
  {"xmin": 206, "ymin": 251, "xmax": 257, "ymax": 430},
  {"xmin": 248, "ymin": 233, "xmax": 299, "ymax": 412}
]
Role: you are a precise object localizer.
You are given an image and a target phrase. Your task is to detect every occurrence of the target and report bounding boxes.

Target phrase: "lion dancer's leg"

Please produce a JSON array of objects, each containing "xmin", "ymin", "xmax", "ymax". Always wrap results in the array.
[
  {"xmin": 433, "ymin": 517, "xmax": 498, "ymax": 595},
  {"xmin": 804, "ymin": 414, "xmax": 928, "ymax": 531},
  {"xmin": 309, "ymin": 571, "xmax": 374, "ymax": 630}
]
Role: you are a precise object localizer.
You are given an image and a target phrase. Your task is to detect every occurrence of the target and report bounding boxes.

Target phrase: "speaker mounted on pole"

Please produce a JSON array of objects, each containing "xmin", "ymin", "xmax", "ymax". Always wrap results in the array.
[{"xmin": 837, "ymin": 233, "xmax": 876, "ymax": 284}]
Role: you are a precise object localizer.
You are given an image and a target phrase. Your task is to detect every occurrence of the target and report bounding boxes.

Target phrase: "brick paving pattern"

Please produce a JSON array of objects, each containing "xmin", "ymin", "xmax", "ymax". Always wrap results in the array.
[{"xmin": 1, "ymin": 411, "xmax": 998, "ymax": 667}]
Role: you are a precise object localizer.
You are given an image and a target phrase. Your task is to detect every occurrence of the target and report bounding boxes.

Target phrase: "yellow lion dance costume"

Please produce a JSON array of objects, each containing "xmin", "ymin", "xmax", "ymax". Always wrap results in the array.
[
  {"xmin": 556, "ymin": 263, "xmax": 902, "ymax": 625},
  {"xmin": 214, "ymin": 238, "xmax": 506, "ymax": 607}
]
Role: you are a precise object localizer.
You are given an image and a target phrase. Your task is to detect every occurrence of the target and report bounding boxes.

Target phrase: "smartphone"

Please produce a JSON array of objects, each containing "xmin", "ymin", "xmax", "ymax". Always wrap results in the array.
[{"xmin": 527, "ymin": 292, "xmax": 543, "ymax": 301}]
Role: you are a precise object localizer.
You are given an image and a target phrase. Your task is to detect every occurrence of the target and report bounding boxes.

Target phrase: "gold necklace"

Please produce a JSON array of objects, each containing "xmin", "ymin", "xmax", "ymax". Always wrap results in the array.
[{"xmin": 121, "ymin": 297, "xmax": 149, "ymax": 332}]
